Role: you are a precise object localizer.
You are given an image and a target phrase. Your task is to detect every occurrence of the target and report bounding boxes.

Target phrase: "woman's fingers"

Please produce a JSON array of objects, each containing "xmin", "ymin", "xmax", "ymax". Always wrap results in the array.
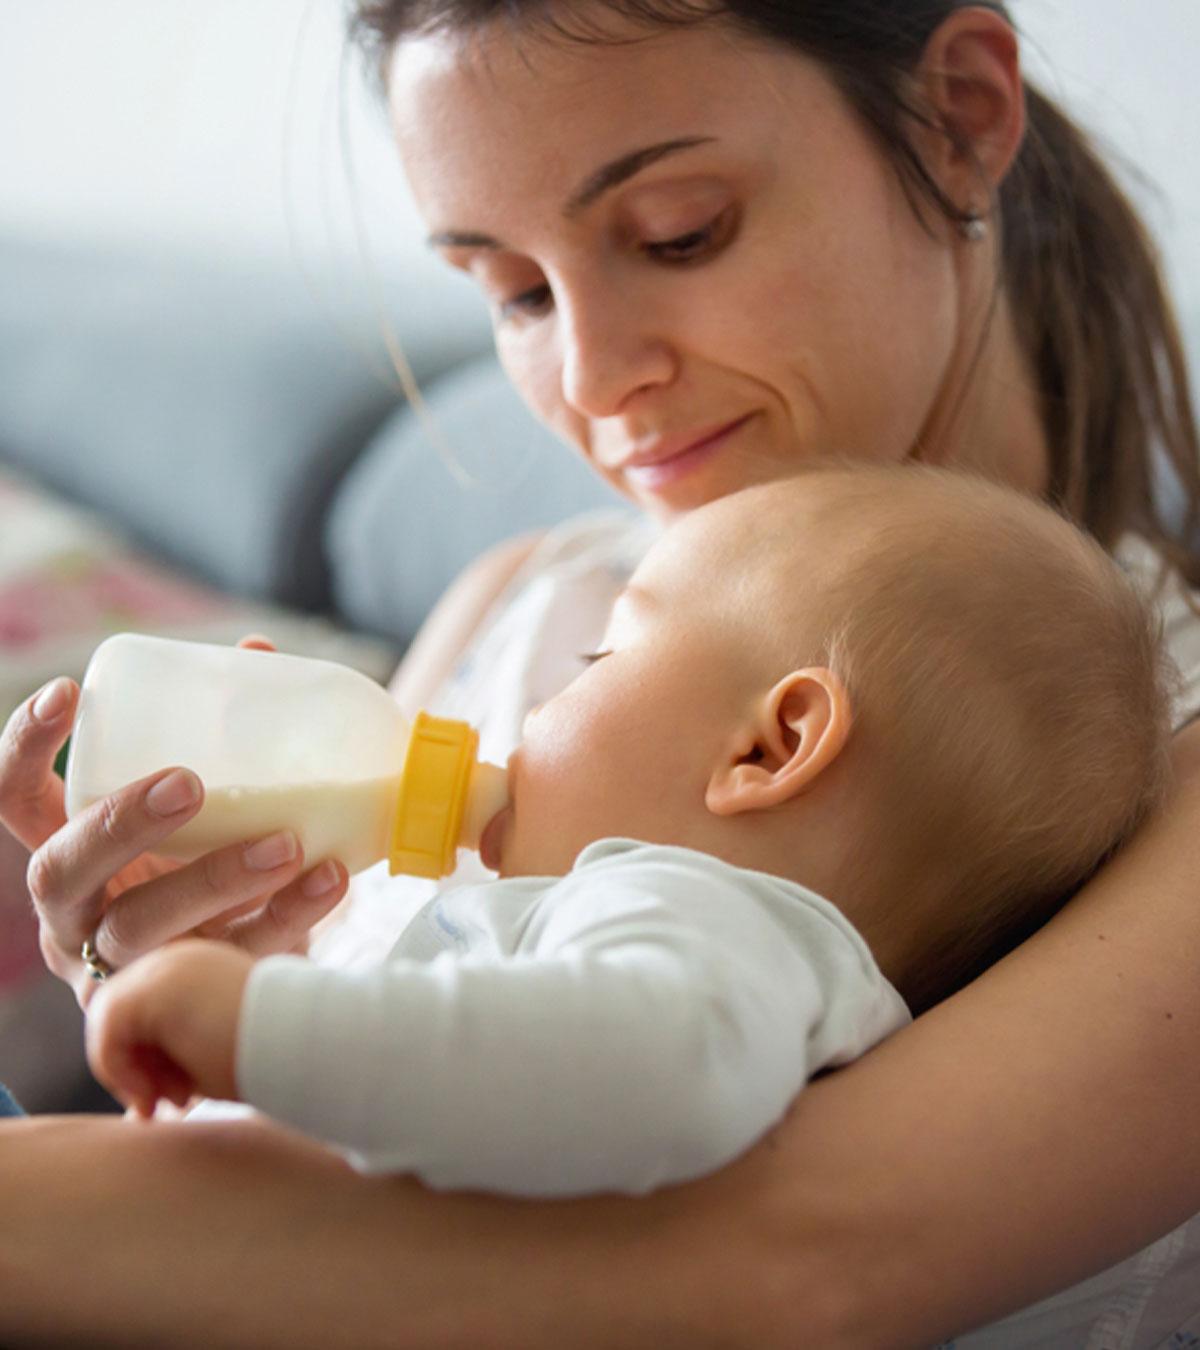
[
  {"xmin": 87, "ymin": 832, "xmax": 309, "ymax": 972},
  {"xmin": 0, "ymin": 678, "xmax": 77, "ymax": 851},
  {"xmin": 224, "ymin": 860, "xmax": 349, "ymax": 957},
  {"xmin": 26, "ymin": 766, "xmax": 206, "ymax": 967}
]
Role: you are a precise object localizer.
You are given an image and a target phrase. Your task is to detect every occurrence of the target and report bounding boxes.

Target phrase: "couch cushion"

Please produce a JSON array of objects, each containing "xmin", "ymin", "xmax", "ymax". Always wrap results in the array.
[
  {"xmin": 325, "ymin": 356, "xmax": 628, "ymax": 645},
  {"xmin": 0, "ymin": 465, "xmax": 399, "ymax": 720},
  {"xmin": 0, "ymin": 234, "xmax": 491, "ymax": 609}
]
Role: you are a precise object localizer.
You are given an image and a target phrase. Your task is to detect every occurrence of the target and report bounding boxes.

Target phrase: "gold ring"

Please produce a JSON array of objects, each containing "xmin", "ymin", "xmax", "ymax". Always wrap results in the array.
[{"xmin": 80, "ymin": 933, "xmax": 116, "ymax": 982}]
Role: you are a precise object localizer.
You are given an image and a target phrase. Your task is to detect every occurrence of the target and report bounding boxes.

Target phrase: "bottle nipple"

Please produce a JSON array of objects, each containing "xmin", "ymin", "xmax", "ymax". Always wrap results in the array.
[{"xmin": 459, "ymin": 761, "xmax": 509, "ymax": 851}]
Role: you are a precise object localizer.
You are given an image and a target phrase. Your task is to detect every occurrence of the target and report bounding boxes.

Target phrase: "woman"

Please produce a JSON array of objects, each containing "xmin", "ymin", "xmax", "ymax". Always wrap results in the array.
[{"xmin": 1, "ymin": 2, "xmax": 1199, "ymax": 1345}]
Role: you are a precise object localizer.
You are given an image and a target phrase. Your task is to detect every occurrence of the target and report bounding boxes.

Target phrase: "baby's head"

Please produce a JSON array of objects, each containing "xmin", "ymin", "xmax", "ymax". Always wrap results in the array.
[{"xmin": 497, "ymin": 465, "xmax": 1176, "ymax": 1010}]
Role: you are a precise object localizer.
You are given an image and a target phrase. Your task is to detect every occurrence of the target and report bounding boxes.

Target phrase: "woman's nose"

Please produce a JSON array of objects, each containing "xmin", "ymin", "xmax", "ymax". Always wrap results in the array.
[{"xmin": 557, "ymin": 289, "xmax": 677, "ymax": 419}]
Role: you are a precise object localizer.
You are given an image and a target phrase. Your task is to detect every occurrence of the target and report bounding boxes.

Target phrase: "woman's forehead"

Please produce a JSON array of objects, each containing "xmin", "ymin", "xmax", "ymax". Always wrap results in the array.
[{"xmin": 385, "ymin": 19, "xmax": 823, "ymax": 223}]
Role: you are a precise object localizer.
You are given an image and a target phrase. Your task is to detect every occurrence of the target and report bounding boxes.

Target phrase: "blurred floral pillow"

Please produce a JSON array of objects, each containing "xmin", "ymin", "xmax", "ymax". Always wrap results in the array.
[{"xmin": 0, "ymin": 466, "xmax": 398, "ymax": 720}]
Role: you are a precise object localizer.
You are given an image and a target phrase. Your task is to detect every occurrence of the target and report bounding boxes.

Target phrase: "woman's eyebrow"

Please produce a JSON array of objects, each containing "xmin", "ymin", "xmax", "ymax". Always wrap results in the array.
[
  {"xmin": 563, "ymin": 136, "xmax": 717, "ymax": 217},
  {"xmin": 426, "ymin": 136, "xmax": 717, "ymax": 250}
]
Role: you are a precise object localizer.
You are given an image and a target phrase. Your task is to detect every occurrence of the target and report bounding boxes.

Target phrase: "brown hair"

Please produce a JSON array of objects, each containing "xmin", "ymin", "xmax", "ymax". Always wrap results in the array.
[
  {"xmin": 787, "ymin": 465, "xmax": 1177, "ymax": 1014},
  {"xmin": 350, "ymin": 0, "xmax": 1200, "ymax": 587}
]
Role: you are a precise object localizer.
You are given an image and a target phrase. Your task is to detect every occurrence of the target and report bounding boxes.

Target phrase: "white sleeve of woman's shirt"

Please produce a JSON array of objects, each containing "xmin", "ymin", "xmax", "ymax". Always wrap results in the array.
[{"xmin": 237, "ymin": 841, "xmax": 909, "ymax": 1196}]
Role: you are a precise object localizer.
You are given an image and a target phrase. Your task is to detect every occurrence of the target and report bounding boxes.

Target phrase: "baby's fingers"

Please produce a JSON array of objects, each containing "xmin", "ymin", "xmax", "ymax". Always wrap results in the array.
[
  {"xmin": 87, "ymin": 974, "xmax": 194, "ymax": 1116},
  {"xmin": 85, "ymin": 981, "xmax": 154, "ymax": 1111},
  {"xmin": 128, "ymin": 1045, "xmax": 195, "ymax": 1117},
  {"xmin": 225, "ymin": 860, "xmax": 349, "ymax": 957}
]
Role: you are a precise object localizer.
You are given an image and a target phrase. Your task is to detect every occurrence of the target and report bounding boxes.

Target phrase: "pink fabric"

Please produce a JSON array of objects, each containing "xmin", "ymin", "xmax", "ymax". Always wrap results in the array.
[
  {"xmin": 0, "ymin": 465, "xmax": 397, "ymax": 720},
  {"xmin": 0, "ymin": 558, "xmax": 223, "ymax": 650},
  {"xmin": 0, "ymin": 830, "xmax": 41, "ymax": 990}
]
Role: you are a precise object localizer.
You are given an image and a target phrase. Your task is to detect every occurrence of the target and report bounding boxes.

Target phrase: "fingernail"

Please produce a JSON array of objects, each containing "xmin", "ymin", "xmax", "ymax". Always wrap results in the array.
[
  {"xmin": 32, "ymin": 678, "xmax": 71, "ymax": 723},
  {"xmin": 243, "ymin": 830, "xmax": 298, "ymax": 872},
  {"xmin": 301, "ymin": 861, "xmax": 340, "ymax": 898},
  {"xmin": 145, "ymin": 769, "xmax": 201, "ymax": 817}
]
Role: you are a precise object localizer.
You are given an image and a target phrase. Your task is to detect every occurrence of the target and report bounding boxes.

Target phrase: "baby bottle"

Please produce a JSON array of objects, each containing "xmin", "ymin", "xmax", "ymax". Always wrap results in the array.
[{"xmin": 63, "ymin": 633, "xmax": 509, "ymax": 879}]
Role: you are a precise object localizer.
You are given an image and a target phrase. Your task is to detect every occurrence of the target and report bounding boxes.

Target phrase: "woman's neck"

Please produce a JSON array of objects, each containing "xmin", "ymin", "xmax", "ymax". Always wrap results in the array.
[{"xmin": 915, "ymin": 282, "xmax": 1052, "ymax": 499}]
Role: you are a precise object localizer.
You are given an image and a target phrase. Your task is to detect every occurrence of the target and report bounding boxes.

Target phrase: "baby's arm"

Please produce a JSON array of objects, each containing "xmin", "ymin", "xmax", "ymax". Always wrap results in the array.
[
  {"xmin": 234, "ymin": 849, "xmax": 905, "ymax": 1194},
  {"xmin": 87, "ymin": 940, "xmax": 253, "ymax": 1115}
]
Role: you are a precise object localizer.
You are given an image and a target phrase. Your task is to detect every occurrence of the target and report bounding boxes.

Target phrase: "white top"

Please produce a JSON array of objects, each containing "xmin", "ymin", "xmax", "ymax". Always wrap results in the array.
[{"xmin": 238, "ymin": 838, "xmax": 909, "ymax": 1195}]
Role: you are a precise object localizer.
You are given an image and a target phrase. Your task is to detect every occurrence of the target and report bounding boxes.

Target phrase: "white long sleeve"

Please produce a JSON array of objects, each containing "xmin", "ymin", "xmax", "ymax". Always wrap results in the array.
[{"xmin": 238, "ymin": 840, "xmax": 908, "ymax": 1195}]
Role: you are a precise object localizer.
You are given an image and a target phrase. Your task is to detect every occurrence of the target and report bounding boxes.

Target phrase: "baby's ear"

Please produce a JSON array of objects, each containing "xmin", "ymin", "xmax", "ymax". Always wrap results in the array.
[{"xmin": 705, "ymin": 668, "xmax": 852, "ymax": 816}]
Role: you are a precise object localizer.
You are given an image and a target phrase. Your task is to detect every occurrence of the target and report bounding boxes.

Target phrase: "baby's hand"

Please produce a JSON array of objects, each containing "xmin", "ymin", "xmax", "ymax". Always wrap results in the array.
[{"xmin": 85, "ymin": 940, "xmax": 254, "ymax": 1118}]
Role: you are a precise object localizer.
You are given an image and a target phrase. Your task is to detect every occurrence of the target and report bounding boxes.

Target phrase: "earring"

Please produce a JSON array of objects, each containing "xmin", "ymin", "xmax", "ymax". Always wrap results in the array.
[{"xmin": 959, "ymin": 209, "xmax": 989, "ymax": 243}]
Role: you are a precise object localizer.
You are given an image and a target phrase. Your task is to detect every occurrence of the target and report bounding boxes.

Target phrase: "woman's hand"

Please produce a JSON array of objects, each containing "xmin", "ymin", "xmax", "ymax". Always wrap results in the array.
[
  {"xmin": 86, "ymin": 939, "xmax": 253, "ymax": 1116},
  {"xmin": 0, "ymin": 657, "xmax": 349, "ymax": 1010}
]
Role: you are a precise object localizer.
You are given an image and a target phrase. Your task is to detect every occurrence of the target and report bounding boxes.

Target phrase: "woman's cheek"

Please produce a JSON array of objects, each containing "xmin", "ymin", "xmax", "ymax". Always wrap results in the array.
[
  {"xmin": 498, "ymin": 331, "xmax": 549, "ymax": 415},
  {"xmin": 498, "ymin": 330, "xmax": 590, "ymax": 459}
]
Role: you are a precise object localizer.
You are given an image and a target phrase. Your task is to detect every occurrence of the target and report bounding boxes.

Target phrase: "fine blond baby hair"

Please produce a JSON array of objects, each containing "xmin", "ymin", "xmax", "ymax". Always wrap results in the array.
[{"xmin": 748, "ymin": 465, "xmax": 1177, "ymax": 1012}]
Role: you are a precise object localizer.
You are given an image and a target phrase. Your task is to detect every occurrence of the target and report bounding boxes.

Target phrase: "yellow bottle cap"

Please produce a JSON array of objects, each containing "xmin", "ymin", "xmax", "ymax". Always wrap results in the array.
[{"xmin": 388, "ymin": 712, "xmax": 479, "ymax": 879}]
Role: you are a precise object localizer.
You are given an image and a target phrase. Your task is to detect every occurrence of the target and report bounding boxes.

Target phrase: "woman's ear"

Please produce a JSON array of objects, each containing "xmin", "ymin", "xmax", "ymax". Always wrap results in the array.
[
  {"xmin": 705, "ymin": 668, "xmax": 853, "ymax": 817},
  {"xmin": 914, "ymin": 7, "xmax": 1026, "ymax": 203}
]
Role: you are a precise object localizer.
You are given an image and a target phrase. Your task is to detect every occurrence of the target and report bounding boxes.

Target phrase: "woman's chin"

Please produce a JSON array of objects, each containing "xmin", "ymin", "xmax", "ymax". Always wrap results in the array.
[{"xmin": 624, "ymin": 458, "xmax": 796, "ymax": 520}]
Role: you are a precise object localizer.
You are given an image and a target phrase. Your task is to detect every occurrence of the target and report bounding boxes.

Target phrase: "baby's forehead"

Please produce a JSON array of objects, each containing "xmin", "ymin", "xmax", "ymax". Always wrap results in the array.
[
  {"xmin": 627, "ymin": 471, "xmax": 1005, "ymax": 619},
  {"xmin": 628, "ymin": 514, "xmax": 746, "ymax": 593},
  {"xmin": 637, "ymin": 479, "xmax": 846, "ymax": 577},
  {"xmin": 635, "ymin": 475, "xmax": 1086, "ymax": 651},
  {"xmin": 665, "ymin": 469, "xmax": 1013, "ymax": 560},
  {"xmin": 626, "ymin": 510, "xmax": 814, "ymax": 632}
]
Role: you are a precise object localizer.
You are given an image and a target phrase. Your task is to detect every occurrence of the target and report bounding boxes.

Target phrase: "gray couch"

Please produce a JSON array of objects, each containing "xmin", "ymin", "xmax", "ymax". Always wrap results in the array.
[{"xmin": 0, "ymin": 233, "xmax": 624, "ymax": 667}]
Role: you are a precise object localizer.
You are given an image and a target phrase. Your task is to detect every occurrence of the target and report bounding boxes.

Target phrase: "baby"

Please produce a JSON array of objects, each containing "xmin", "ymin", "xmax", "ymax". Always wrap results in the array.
[{"xmin": 86, "ymin": 465, "xmax": 1176, "ymax": 1196}]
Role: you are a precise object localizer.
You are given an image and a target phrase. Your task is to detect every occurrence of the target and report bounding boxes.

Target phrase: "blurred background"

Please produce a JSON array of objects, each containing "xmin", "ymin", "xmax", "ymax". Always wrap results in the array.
[
  {"xmin": 0, "ymin": 0, "xmax": 1196, "ymax": 1110},
  {"xmin": 0, "ymin": 1, "xmax": 1196, "ymax": 302}
]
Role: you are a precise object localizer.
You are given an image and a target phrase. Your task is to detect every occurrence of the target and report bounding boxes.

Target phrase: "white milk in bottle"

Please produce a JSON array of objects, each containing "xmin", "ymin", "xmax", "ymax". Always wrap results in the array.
[{"xmin": 64, "ymin": 634, "xmax": 508, "ymax": 878}]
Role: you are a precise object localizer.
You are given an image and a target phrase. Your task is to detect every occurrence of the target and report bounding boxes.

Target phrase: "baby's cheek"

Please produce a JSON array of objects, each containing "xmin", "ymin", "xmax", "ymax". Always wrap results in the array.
[
  {"xmin": 518, "ymin": 702, "xmax": 623, "ymax": 839},
  {"xmin": 503, "ymin": 346, "xmax": 583, "ymax": 451},
  {"xmin": 526, "ymin": 687, "xmax": 611, "ymax": 770}
]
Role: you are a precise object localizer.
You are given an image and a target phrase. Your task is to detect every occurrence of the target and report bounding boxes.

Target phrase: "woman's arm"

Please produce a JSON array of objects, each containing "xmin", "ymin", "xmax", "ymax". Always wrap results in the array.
[
  {"xmin": 752, "ymin": 716, "xmax": 1200, "ymax": 1343},
  {"xmin": 1, "ymin": 726, "xmax": 1198, "ymax": 1350}
]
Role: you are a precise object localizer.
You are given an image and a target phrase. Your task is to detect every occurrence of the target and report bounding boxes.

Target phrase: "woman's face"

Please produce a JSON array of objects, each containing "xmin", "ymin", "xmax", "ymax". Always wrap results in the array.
[{"xmin": 388, "ymin": 14, "xmax": 965, "ymax": 521}]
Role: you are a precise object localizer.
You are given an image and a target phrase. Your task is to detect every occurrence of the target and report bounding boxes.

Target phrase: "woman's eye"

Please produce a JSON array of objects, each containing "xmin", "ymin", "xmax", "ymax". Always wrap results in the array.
[
  {"xmin": 490, "ymin": 208, "xmax": 735, "ymax": 321},
  {"xmin": 578, "ymin": 651, "xmax": 612, "ymax": 666},
  {"xmin": 498, "ymin": 283, "xmax": 552, "ymax": 322},
  {"xmin": 644, "ymin": 208, "xmax": 736, "ymax": 264}
]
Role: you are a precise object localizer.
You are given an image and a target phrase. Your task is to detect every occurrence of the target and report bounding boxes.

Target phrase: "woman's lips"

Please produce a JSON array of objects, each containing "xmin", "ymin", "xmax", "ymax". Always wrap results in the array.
[
  {"xmin": 621, "ymin": 414, "xmax": 754, "ymax": 491},
  {"xmin": 478, "ymin": 805, "xmax": 510, "ymax": 872}
]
